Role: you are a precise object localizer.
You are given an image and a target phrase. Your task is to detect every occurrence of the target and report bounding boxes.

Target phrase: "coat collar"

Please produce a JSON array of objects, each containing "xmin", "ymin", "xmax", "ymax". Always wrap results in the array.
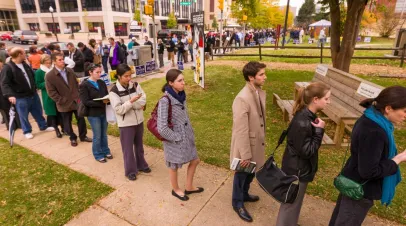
[
  {"xmin": 245, "ymin": 82, "xmax": 265, "ymax": 117},
  {"xmin": 116, "ymin": 80, "xmax": 135, "ymax": 91}
]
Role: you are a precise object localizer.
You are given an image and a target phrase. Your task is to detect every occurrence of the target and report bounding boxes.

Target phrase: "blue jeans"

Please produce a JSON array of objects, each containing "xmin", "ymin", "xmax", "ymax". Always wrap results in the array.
[
  {"xmin": 88, "ymin": 115, "xmax": 111, "ymax": 160},
  {"xmin": 102, "ymin": 56, "xmax": 108, "ymax": 73},
  {"xmin": 15, "ymin": 93, "xmax": 47, "ymax": 134},
  {"xmin": 177, "ymin": 51, "xmax": 183, "ymax": 62}
]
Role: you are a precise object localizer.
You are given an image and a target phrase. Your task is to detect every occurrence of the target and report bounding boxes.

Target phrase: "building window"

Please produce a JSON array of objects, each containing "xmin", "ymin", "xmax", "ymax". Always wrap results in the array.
[
  {"xmin": 66, "ymin": 23, "xmax": 81, "ymax": 32},
  {"xmin": 112, "ymin": 0, "xmax": 129, "ymax": 12},
  {"xmin": 47, "ymin": 23, "xmax": 60, "ymax": 33},
  {"xmin": 82, "ymin": 0, "xmax": 102, "ymax": 11},
  {"xmin": 161, "ymin": 0, "xmax": 170, "ymax": 16},
  {"xmin": 88, "ymin": 22, "xmax": 105, "ymax": 36},
  {"xmin": 39, "ymin": 0, "xmax": 56, "ymax": 13},
  {"xmin": 28, "ymin": 23, "xmax": 40, "ymax": 31},
  {"xmin": 20, "ymin": 0, "xmax": 37, "ymax": 13},
  {"xmin": 60, "ymin": 0, "xmax": 78, "ymax": 12},
  {"xmin": 114, "ymin": 22, "xmax": 127, "ymax": 36}
]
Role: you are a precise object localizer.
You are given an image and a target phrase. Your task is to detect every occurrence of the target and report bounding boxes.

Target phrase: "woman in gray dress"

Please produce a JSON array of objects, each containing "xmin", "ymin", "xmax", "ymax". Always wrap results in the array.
[{"xmin": 157, "ymin": 69, "xmax": 203, "ymax": 201}]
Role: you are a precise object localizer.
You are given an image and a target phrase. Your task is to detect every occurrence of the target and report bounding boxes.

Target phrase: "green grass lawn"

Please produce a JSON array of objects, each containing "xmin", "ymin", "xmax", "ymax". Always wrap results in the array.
[
  {"xmin": 106, "ymin": 66, "xmax": 406, "ymax": 224},
  {"xmin": 0, "ymin": 138, "xmax": 113, "ymax": 225}
]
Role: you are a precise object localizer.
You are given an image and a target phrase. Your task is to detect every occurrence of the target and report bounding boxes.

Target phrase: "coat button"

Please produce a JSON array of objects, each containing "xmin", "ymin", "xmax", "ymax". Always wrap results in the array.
[
  {"xmin": 260, "ymin": 115, "xmax": 262, "ymax": 117},
  {"xmin": 182, "ymin": 107, "xmax": 185, "ymax": 110},
  {"xmin": 262, "ymin": 143, "xmax": 265, "ymax": 146},
  {"xmin": 261, "ymin": 124, "xmax": 263, "ymax": 127},
  {"xmin": 185, "ymin": 122, "xmax": 188, "ymax": 126}
]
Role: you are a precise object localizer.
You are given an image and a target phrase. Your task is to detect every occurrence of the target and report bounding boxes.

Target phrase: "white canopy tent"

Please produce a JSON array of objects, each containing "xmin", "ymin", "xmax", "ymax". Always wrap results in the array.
[{"xmin": 309, "ymin": 19, "xmax": 331, "ymax": 27}]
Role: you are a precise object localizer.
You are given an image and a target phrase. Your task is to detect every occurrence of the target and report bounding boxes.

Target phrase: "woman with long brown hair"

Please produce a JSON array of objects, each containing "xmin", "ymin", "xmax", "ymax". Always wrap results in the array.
[
  {"xmin": 157, "ymin": 69, "xmax": 203, "ymax": 201},
  {"xmin": 276, "ymin": 82, "xmax": 331, "ymax": 226},
  {"xmin": 329, "ymin": 86, "xmax": 406, "ymax": 226}
]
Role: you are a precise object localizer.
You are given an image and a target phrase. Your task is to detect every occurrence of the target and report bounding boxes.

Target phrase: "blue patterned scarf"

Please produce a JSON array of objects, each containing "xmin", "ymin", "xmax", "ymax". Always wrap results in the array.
[
  {"xmin": 165, "ymin": 85, "xmax": 186, "ymax": 104},
  {"xmin": 364, "ymin": 106, "xmax": 401, "ymax": 206}
]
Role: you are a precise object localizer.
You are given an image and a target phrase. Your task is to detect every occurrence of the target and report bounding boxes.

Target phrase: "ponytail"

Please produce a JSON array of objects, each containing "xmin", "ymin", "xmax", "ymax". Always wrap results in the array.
[
  {"xmin": 292, "ymin": 87, "xmax": 307, "ymax": 115},
  {"xmin": 359, "ymin": 98, "xmax": 375, "ymax": 109},
  {"xmin": 292, "ymin": 82, "xmax": 331, "ymax": 115},
  {"xmin": 161, "ymin": 83, "xmax": 168, "ymax": 93}
]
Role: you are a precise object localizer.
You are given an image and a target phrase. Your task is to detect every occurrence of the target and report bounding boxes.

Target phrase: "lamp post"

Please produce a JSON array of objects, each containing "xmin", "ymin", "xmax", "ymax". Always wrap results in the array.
[
  {"xmin": 49, "ymin": 6, "xmax": 59, "ymax": 42},
  {"xmin": 175, "ymin": 11, "xmax": 179, "ymax": 29},
  {"xmin": 281, "ymin": 0, "xmax": 290, "ymax": 48}
]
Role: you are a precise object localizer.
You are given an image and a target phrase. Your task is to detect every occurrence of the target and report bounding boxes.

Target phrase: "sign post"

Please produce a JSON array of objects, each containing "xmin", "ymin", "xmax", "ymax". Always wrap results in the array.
[{"xmin": 191, "ymin": 11, "xmax": 205, "ymax": 88}]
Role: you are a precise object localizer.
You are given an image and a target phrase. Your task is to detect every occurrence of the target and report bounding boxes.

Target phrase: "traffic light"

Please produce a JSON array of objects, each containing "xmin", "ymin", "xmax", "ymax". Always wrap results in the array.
[
  {"xmin": 242, "ymin": 15, "xmax": 247, "ymax": 21},
  {"xmin": 144, "ymin": 5, "xmax": 153, "ymax": 15},
  {"xmin": 218, "ymin": 0, "xmax": 224, "ymax": 11}
]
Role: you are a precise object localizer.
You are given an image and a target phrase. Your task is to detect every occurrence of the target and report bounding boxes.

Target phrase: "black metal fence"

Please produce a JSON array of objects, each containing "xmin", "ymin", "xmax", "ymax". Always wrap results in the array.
[{"xmin": 211, "ymin": 43, "xmax": 406, "ymax": 67}]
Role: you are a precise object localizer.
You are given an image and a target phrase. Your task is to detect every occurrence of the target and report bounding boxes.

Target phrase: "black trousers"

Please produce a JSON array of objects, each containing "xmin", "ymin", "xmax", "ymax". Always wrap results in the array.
[
  {"xmin": 232, "ymin": 172, "xmax": 255, "ymax": 208},
  {"xmin": 47, "ymin": 112, "xmax": 63, "ymax": 131},
  {"xmin": 102, "ymin": 56, "xmax": 108, "ymax": 73},
  {"xmin": 329, "ymin": 194, "xmax": 373, "ymax": 226},
  {"xmin": 60, "ymin": 110, "xmax": 87, "ymax": 141}
]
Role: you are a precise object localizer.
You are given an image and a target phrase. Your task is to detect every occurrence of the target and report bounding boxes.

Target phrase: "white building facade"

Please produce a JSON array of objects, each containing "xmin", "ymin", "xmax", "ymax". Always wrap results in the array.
[{"xmin": 15, "ymin": 0, "xmax": 203, "ymax": 38}]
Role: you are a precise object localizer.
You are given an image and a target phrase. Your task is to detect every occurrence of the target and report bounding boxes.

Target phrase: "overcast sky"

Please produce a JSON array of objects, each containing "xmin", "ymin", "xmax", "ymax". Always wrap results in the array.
[{"xmin": 279, "ymin": 0, "xmax": 306, "ymax": 13}]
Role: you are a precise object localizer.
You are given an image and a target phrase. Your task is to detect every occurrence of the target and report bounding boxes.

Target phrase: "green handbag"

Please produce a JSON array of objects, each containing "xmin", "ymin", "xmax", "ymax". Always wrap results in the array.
[{"xmin": 333, "ymin": 142, "xmax": 368, "ymax": 201}]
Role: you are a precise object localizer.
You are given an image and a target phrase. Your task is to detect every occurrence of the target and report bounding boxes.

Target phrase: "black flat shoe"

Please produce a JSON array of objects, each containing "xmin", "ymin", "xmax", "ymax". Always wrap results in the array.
[
  {"xmin": 128, "ymin": 174, "xmax": 137, "ymax": 181},
  {"xmin": 185, "ymin": 187, "xmax": 204, "ymax": 195},
  {"xmin": 106, "ymin": 154, "xmax": 113, "ymax": 159},
  {"xmin": 140, "ymin": 167, "xmax": 151, "ymax": 173},
  {"xmin": 244, "ymin": 194, "xmax": 259, "ymax": 202},
  {"xmin": 97, "ymin": 158, "xmax": 107, "ymax": 163},
  {"xmin": 172, "ymin": 190, "xmax": 189, "ymax": 201},
  {"xmin": 80, "ymin": 137, "xmax": 92, "ymax": 142},
  {"xmin": 233, "ymin": 206, "xmax": 253, "ymax": 222}
]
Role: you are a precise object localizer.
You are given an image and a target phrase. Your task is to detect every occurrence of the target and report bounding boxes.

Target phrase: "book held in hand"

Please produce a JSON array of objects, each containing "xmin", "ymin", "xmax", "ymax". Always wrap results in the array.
[
  {"xmin": 230, "ymin": 158, "xmax": 256, "ymax": 173},
  {"xmin": 93, "ymin": 95, "xmax": 110, "ymax": 101}
]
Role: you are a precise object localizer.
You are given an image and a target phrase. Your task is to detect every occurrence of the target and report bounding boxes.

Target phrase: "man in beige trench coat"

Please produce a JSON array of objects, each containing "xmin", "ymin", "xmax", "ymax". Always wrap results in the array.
[{"xmin": 230, "ymin": 61, "xmax": 267, "ymax": 223}]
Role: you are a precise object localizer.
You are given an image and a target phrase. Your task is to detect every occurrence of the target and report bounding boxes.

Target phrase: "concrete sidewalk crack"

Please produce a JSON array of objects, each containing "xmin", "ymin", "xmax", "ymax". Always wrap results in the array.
[
  {"xmin": 187, "ymin": 173, "xmax": 232, "ymax": 225},
  {"xmin": 96, "ymin": 204, "xmax": 137, "ymax": 226}
]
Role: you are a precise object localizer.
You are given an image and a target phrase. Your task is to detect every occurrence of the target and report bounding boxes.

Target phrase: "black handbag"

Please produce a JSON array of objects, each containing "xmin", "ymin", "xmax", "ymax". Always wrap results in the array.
[
  {"xmin": 77, "ymin": 101, "xmax": 89, "ymax": 117},
  {"xmin": 256, "ymin": 125, "xmax": 300, "ymax": 204}
]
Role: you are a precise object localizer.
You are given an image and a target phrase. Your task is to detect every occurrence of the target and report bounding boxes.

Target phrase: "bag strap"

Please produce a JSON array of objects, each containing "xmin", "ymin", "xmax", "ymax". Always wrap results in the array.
[
  {"xmin": 164, "ymin": 95, "xmax": 172, "ymax": 125},
  {"xmin": 339, "ymin": 139, "xmax": 369, "ymax": 185},
  {"xmin": 271, "ymin": 122, "xmax": 293, "ymax": 157}
]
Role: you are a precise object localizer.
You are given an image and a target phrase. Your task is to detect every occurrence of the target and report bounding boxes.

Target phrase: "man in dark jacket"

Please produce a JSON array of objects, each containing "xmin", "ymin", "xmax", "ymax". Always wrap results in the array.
[
  {"xmin": 144, "ymin": 36, "xmax": 153, "ymax": 59},
  {"xmin": 45, "ymin": 53, "xmax": 91, "ymax": 147},
  {"xmin": 67, "ymin": 42, "xmax": 85, "ymax": 77},
  {"xmin": 157, "ymin": 39, "xmax": 165, "ymax": 68},
  {"xmin": 78, "ymin": 42, "xmax": 94, "ymax": 77},
  {"xmin": 166, "ymin": 39, "xmax": 175, "ymax": 67},
  {"xmin": 0, "ymin": 47, "xmax": 54, "ymax": 139}
]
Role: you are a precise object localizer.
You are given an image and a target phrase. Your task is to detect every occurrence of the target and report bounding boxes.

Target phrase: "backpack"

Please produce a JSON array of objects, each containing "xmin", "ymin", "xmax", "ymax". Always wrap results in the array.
[{"xmin": 147, "ymin": 95, "xmax": 172, "ymax": 141}]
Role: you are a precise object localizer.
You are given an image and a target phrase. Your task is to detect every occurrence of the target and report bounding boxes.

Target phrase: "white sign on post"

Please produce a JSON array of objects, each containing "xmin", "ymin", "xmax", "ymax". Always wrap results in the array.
[
  {"xmin": 316, "ymin": 64, "xmax": 328, "ymax": 76},
  {"xmin": 364, "ymin": 37, "xmax": 371, "ymax": 43},
  {"xmin": 357, "ymin": 82, "xmax": 382, "ymax": 98}
]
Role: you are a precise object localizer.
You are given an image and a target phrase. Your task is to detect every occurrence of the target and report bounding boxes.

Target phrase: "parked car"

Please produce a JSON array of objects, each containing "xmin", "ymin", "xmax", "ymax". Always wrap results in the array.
[
  {"xmin": 12, "ymin": 30, "xmax": 39, "ymax": 44},
  {"xmin": 157, "ymin": 29, "xmax": 188, "ymax": 44},
  {"xmin": 36, "ymin": 42, "xmax": 70, "ymax": 56},
  {"xmin": 0, "ymin": 32, "xmax": 12, "ymax": 41}
]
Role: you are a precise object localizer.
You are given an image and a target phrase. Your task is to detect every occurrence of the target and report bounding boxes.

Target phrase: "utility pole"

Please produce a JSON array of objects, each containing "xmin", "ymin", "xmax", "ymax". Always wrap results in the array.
[
  {"xmin": 281, "ymin": 0, "xmax": 290, "ymax": 48},
  {"xmin": 146, "ymin": 0, "xmax": 158, "ymax": 66},
  {"xmin": 218, "ymin": 0, "xmax": 224, "ymax": 48}
]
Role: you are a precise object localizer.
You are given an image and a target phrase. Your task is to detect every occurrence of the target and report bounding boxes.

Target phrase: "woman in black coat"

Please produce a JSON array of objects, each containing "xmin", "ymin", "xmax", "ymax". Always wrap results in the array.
[
  {"xmin": 329, "ymin": 86, "xmax": 406, "ymax": 226},
  {"xmin": 276, "ymin": 82, "xmax": 331, "ymax": 226},
  {"xmin": 79, "ymin": 64, "xmax": 112, "ymax": 163}
]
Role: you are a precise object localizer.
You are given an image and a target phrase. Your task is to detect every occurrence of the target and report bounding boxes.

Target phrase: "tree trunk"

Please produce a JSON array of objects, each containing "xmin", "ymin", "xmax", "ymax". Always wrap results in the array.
[{"xmin": 329, "ymin": 0, "xmax": 369, "ymax": 72}]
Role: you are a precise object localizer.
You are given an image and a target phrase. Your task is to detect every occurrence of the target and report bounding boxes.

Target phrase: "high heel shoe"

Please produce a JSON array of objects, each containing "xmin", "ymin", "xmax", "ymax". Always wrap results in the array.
[{"xmin": 55, "ymin": 128, "xmax": 62, "ymax": 138}]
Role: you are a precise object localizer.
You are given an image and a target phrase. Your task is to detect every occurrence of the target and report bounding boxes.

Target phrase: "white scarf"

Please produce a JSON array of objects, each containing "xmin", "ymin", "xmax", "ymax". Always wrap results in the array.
[{"xmin": 40, "ymin": 64, "xmax": 51, "ymax": 73}]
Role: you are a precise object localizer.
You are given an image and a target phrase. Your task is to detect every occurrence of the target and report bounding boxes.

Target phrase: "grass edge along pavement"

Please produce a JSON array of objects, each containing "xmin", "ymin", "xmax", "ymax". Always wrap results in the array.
[
  {"xmin": 105, "ymin": 66, "xmax": 406, "ymax": 224},
  {"xmin": 0, "ymin": 137, "xmax": 114, "ymax": 226}
]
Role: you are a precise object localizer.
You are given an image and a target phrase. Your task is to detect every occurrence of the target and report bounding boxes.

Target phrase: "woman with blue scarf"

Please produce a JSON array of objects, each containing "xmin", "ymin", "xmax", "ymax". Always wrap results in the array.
[
  {"xmin": 329, "ymin": 86, "xmax": 406, "ymax": 226},
  {"xmin": 157, "ymin": 69, "xmax": 203, "ymax": 201}
]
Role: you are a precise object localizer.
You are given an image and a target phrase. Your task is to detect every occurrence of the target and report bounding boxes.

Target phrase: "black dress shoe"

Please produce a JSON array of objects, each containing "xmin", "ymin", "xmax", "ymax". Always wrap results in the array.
[
  {"xmin": 172, "ymin": 190, "xmax": 189, "ymax": 201},
  {"xmin": 70, "ymin": 140, "xmax": 78, "ymax": 147},
  {"xmin": 127, "ymin": 174, "xmax": 137, "ymax": 181},
  {"xmin": 55, "ymin": 129, "xmax": 62, "ymax": 138},
  {"xmin": 80, "ymin": 137, "xmax": 92, "ymax": 142},
  {"xmin": 139, "ymin": 167, "xmax": 151, "ymax": 173},
  {"xmin": 244, "ymin": 194, "xmax": 260, "ymax": 202},
  {"xmin": 233, "ymin": 206, "xmax": 253, "ymax": 222},
  {"xmin": 185, "ymin": 187, "xmax": 204, "ymax": 195}
]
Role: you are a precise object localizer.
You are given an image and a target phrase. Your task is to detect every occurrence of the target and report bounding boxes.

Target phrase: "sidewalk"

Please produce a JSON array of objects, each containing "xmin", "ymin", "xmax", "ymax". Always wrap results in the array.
[{"xmin": 0, "ymin": 69, "xmax": 401, "ymax": 226}]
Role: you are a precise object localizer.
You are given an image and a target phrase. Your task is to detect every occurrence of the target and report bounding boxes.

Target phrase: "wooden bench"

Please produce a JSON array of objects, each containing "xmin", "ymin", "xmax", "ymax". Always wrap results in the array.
[{"xmin": 273, "ymin": 64, "xmax": 384, "ymax": 146}]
